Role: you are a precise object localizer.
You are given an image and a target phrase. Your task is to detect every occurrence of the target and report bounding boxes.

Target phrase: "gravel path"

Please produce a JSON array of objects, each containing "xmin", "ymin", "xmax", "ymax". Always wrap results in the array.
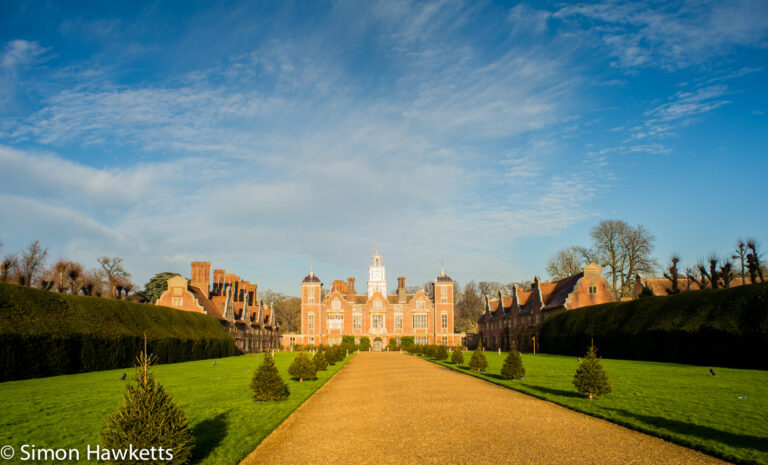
[{"xmin": 240, "ymin": 352, "xmax": 728, "ymax": 465}]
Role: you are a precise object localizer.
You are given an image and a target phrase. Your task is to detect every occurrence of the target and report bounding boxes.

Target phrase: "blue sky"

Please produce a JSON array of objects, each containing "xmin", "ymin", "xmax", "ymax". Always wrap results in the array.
[{"xmin": 1, "ymin": 0, "xmax": 767, "ymax": 295}]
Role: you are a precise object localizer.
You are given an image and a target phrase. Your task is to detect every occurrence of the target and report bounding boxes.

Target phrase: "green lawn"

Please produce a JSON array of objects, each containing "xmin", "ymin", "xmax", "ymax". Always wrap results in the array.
[
  {"xmin": 427, "ymin": 352, "xmax": 768, "ymax": 465},
  {"xmin": 0, "ymin": 352, "xmax": 350, "ymax": 464}
]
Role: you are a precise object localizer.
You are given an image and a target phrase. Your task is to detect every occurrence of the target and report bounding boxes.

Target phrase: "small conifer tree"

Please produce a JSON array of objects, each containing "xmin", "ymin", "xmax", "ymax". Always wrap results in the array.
[
  {"xmin": 100, "ymin": 340, "xmax": 194, "ymax": 464},
  {"xmin": 573, "ymin": 342, "xmax": 612, "ymax": 400},
  {"xmin": 288, "ymin": 352, "xmax": 317, "ymax": 382},
  {"xmin": 450, "ymin": 347, "xmax": 464, "ymax": 365},
  {"xmin": 313, "ymin": 351, "xmax": 328, "ymax": 371},
  {"xmin": 435, "ymin": 345, "xmax": 449, "ymax": 361},
  {"xmin": 251, "ymin": 352, "xmax": 289, "ymax": 401},
  {"xmin": 469, "ymin": 348, "xmax": 488, "ymax": 371},
  {"xmin": 500, "ymin": 345, "xmax": 525, "ymax": 380}
]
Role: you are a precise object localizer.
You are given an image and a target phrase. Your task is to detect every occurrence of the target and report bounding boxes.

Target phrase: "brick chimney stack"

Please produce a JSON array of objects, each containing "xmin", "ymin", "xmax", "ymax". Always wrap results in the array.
[
  {"xmin": 398, "ymin": 276, "xmax": 407, "ymax": 302},
  {"xmin": 347, "ymin": 277, "xmax": 356, "ymax": 294},
  {"xmin": 190, "ymin": 262, "xmax": 211, "ymax": 298}
]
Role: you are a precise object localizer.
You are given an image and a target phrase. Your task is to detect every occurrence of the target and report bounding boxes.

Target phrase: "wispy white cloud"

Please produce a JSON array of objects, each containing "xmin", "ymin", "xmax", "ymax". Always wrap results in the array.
[
  {"xmin": 556, "ymin": 0, "xmax": 768, "ymax": 70},
  {"xmin": 1, "ymin": 40, "xmax": 48, "ymax": 105}
]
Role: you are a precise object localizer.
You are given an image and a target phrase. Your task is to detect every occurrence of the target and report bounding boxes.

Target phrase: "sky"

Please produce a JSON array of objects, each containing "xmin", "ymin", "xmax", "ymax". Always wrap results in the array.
[{"xmin": 1, "ymin": 0, "xmax": 767, "ymax": 295}]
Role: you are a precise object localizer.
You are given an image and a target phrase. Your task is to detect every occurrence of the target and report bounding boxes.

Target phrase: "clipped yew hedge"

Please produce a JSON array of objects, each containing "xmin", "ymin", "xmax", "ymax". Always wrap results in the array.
[
  {"xmin": 539, "ymin": 281, "xmax": 768, "ymax": 369},
  {"xmin": 0, "ymin": 282, "xmax": 236, "ymax": 381}
]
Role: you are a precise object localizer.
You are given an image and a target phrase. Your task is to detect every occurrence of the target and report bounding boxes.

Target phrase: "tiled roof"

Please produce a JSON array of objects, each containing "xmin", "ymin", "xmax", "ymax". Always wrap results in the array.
[
  {"xmin": 542, "ymin": 273, "xmax": 583, "ymax": 311},
  {"xmin": 188, "ymin": 285, "xmax": 225, "ymax": 320},
  {"xmin": 303, "ymin": 272, "xmax": 321, "ymax": 283}
]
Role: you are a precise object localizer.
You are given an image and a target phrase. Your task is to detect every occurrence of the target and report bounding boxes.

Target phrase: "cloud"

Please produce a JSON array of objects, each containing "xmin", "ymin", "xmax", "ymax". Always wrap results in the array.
[
  {"xmin": 1, "ymin": 40, "xmax": 48, "ymax": 105},
  {"xmin": 0, "ymin": 1, "xmax": 613, "ymax": 291},
  {"xmin": 632, "ymin": 85, "xmax": 730, "ymax": 139},
  {"xmin": 555, "ymin": 0, "xmax": 768, "ymax": 70}
]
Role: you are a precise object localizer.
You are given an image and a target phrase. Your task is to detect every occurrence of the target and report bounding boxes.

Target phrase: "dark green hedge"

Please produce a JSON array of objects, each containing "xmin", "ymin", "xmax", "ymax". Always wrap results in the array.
[
  {"xmin": 0, "ymin": 282, "xmax": 236, "ymax": 381},
  {"xmin": 539, "ymin": 282, "xmax": 768, "ymax": 369}
]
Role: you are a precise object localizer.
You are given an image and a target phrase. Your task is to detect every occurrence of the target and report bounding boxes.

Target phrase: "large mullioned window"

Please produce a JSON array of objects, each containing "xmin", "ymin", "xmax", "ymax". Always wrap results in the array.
[
  {"xmin": 394, "ymin": 313, "xmax": 403, "ymax": 330},
  {"xmin": 328, "ymin": 314, "xmax": 343, "ymax": 330},
  {"xmin": 308, "ymin": 313, "xmax": 315, "ymax": 332},
  {"xmin": 413, "ymin": 314, "xmax": 427, "ymax": 329},
  {"xmin": 441, "ymin": 313, "xmax": 448, "ymax": 330},
  {"xmin": 353, "ymin": 314, "xmax": 362, "ymax": 330}
]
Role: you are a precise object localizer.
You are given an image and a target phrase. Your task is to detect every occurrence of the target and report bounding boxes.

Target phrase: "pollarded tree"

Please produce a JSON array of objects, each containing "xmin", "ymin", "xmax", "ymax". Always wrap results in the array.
[
  {"xmin": 251, "ymin": 353, "xmax": 289, "ymax": 401},
  {"xmin": 100, "ymin": 342, "xmax": 194, "ymax": 464},
  {"xmin": 450, "ymin": 347, "xmax": 464, "ymax": 365},
  {"xmin": 501, "ymin": 345, "xmax": 525, "ymax": 380},
  {"xmin": 469, "ymin": 348, "xmax": 488, "ymax": 371},
  {"xmin": 573, "ymin": 343, "xmax": 612, "ymax": 400},
  {"xmin": 435, "ymin": 345, "xmax": 449, "ymax": 361},
  {"xmin": 663, "ymin": 255, "xmax": 681, "ymax": 295},
  {"xmin": 288, "ymin": 352, "xmax": 317, "ymax": 382},
  {"xmin": 313, "ymin": 351, "xmax": 328, "ymax": 371}
]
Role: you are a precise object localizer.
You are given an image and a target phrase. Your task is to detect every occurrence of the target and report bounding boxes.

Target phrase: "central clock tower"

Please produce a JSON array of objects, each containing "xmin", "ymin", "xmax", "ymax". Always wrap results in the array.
[{"xmin": 367, "ymin": 244, "xmax": 387, "ymax": 297}]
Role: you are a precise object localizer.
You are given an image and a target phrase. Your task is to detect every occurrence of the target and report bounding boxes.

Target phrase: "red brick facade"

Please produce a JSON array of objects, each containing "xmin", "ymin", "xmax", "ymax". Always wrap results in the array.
[
  {"xmin": 157, "ymin": 262, "xmax": 280, "ymax": 353},
  {"xmin": 478, "ymin": 263, "xmax": 617, "ymax": 352},
  {"xmin": 282, "ymin": 251, "xmax": 464, "ymax": 350}
]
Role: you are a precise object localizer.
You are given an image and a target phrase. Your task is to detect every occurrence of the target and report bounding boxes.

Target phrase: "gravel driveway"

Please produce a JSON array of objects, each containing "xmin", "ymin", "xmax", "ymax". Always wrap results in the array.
[{"xmin": 240, "ymin": 352, "xmax": 728, "ymax": 465}]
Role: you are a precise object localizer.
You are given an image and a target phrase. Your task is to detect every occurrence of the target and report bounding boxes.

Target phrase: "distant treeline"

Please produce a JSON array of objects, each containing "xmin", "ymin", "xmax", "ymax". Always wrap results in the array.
[
  {"xmin": 0, "ymin": 282, "xmax": 236, "ymax": 381},
  {"xmin": 539, "ymin": 281, "xmax": 768, "ymax": 369}
]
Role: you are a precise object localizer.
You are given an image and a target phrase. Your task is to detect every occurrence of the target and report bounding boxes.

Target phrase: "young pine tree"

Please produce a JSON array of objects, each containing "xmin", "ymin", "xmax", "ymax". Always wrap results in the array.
[
  {"xmin": 313, "ymin": 350, "xmax": 328, "ymax": 371},
  {"xmin": 450, "ymin": 347, "xmax": 464, "ymax": 365},
  {"xmin": 469, "ymin": 348, "xmax": 488, "ymax": 371},
  {"xmin": 288, "ymin": 352, "xmax": 317, "ymax": 382},
  {"xmin": 501, "ymin": 345, "xmax": 525, "ymax": 380},
  {"xmin": 435, "ymin": 345, "xmax": 449, "ymax": 361},
  {"xmin": 251, "ymin": 352, "xmax": 289, "ymax": 401},
  {"xmin": 100, "ymin": 342, "xmax": 194, "ymax": 465},
  {"xmin": 573, "ymin": 342, "xmax": 612, "ymax": 400}
]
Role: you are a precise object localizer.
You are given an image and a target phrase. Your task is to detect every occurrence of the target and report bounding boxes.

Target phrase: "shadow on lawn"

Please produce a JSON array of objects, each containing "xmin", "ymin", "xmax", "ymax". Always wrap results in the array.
[
  {"xmin": 523, "ymin": 384, "xmax": 583, "ymax": 399},
  {"xmin": 191, "ymin": 410, "xmax": 229, "ymax": 464},
  {"xmin": 604, "ymin": 407, "xmax": 768, "ymax": 452}
]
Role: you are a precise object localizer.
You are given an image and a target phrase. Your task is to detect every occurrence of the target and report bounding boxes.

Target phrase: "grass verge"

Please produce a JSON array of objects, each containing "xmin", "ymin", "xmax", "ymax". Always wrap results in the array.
[
  {"xmin": 426, "ymin": 352, "xmax": 768, "ymax": 465},
  {"xmin": 0, "ymin": 352, "xmax": 351, "ymax": 464}
]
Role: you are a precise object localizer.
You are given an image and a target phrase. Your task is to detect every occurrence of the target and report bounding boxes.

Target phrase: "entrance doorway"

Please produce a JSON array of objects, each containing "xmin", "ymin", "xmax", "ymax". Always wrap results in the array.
[{"xmin": 373, "ymin": 337, "xmax": 383, "ymax": 351}]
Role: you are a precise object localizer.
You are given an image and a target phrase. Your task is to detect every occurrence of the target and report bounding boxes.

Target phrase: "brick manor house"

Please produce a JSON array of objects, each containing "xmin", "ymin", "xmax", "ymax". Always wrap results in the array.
[
  {"xmin": 157, "ymin": 261, "xmax": 280, "ymax": 353},
  {"xmin": 478, "ymin": 263, "xmax": 617, "ymax": 352},
  {"xmin": 282, "ymin": 249, "xmax": 464, "ymax": 350}
]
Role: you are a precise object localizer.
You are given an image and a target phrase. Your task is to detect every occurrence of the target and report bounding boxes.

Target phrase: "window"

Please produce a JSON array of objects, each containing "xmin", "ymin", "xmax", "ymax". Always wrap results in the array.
[
  {"xmin": 172, "ymin": 297, "xmax": 183, "ymax": 306},
  {"xmin": 371, "ymin": 314, "xmax": 384, "ymax": 330},
  {"xmin": 394, "ymin": 313, "xmax": 403, "ymax": 330},
  {"xmin": 307, "ymin": 288, "xmax": 315, "ymax": 304},
  {"xmin": 353, "ymin": 314, "xmax": 362, "ymax": 330},
  {"xmin": 413, "ymin": 314, "xmax": 427, "ymax": 329},
  {"xmin": 309, "ymin": 336, "xmax": 314, "ymax": 345},
  {"xmin": 328, "ymin": 314, "xmax": 343, "ymax": 330},
  {"xmin": 440, "ymin": 285, "xmax": 448, "ymax": 303},
  {"xmin": 441, "ymin": 336, "xmax": 448, "ymax": 346},
  {"xmin": 289, "ymin": 336, "xmax": 296, "ymax": 346},
  {"xmin": 415, "ymin": 336, "xmax": 428, "ymax": 345},
  {"xmin": 441, "ymin": 313, "xmax": 448, "ymax": 330},
  {"xmin": 328, "ymin": 336, "xmax": 341, "ymax": 345},
  {"xmin": 332, "ymin": 298, "xmax": 341, "ymax": 311},
  {"xmin": 308, "ymin": 313, "xmax": 315, "ymax": 332},
  {"xmin": 589, "ymin": 286, "xmax": 598, "ymax": 294}
]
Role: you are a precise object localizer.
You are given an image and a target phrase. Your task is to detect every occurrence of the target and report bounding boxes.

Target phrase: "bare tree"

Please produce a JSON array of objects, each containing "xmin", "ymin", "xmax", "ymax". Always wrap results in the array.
[
  {"xmin": 690, "ymin": 263, "xmax": 708, "ymax": 290},
  {"xmin": 97, "ymin": 256, "xmax": 131, "ymax": 298},
  {"xmin": 546, "ymin": 248, "xmax": 585, "ymax": 281},
  {"xmin": 589, "ymin": 220, "xmax": 657, "ymax": 298},
  {"xmin": 67, "ymin": 262, "xmax": 83, "ymax": 294},
  {"xmin": 746, "ymin": 238, "xmax": 763, "ymax": 283},
  {"xmin": 1, "ymin": 255, "xmax": 17, "ymax": 283},
  {"xmin": 732, "ymin": 239, "xmax": 748, "ymax": 284},
  {"xmin": 719, "ymin": 259, "xmax": 734, "ymax": 288},
  {"xmin": 19, "ymin": 240, "xmax": 48, "ymax": 287},
  {"xmin": 663, "ymin": 255, "xmax": 681, "ymax": 295}
]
